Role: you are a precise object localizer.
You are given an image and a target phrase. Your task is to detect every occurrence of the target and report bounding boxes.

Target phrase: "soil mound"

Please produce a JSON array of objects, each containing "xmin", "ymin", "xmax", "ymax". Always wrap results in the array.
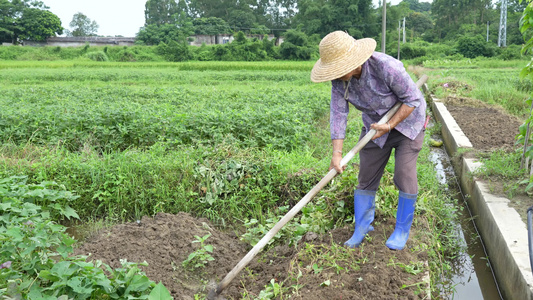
[
  {"xmin": 74, "ymin": 212, "xmax": 430, "ymax": 299},
  {"xmin": 74, "ymin": 212, "xmax": 247, "ymax": 298}
]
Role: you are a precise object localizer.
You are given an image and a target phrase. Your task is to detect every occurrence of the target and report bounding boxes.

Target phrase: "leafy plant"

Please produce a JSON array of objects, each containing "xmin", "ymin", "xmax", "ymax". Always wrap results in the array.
[
  {"xmin": 182, "ymin": 234, "xmax": 215, "ymax": 271},
  {"xmin": 518, "ymin": 2, "xmax": 533, "ymax": 191},
  {"xmin": 240, "ymin": 201, "xmax": 333, "ymax": 249},
  {"xmin": 256, "ymin": 279, "xmax": 285, "ymax": 300},
  {"xmin": 0, "ymin": 176, "xmax": 171, "ymax": 299}
]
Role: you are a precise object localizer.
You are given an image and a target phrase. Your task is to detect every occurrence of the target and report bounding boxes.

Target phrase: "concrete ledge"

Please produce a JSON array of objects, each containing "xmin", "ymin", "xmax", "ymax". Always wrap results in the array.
[
  {"xmin": 429, "ymin": 95, "xmax": 533, "ymax": 300},
  {"xmin": 428, "ymin": 96, "xmax": 473, "ymax": 156}
]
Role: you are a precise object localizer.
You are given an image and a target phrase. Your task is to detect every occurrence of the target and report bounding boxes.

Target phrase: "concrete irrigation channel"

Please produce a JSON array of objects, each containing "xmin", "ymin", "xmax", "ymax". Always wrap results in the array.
[{"xmin": 426, "ymin": 86, "xmax": 533, "ymax": 300}]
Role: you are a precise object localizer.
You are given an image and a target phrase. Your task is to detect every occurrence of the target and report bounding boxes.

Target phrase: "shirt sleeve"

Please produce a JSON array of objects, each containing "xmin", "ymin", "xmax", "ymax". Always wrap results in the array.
[
  {"xmin": 381, "ymin": 59, "xmax": 423, "ymax": 108},
  {"xmin": 330, "ymin": 82, "xmax": 349, "ymax": 140}
]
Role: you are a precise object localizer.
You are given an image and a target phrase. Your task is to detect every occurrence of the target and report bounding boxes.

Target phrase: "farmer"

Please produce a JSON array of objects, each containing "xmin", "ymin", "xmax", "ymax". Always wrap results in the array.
[{"xmin": 311, "ymin": 31, "xmax": 426, "ymax": 250}]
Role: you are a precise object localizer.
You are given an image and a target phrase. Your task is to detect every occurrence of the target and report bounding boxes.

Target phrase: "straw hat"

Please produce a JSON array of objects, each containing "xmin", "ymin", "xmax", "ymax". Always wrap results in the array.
[{"xmin": 311, "ymin": 31, "xmax": 376, "ymax": 83}]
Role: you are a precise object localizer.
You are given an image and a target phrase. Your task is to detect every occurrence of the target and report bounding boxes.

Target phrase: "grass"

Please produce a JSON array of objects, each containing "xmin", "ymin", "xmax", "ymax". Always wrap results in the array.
[
  {"xmin": 417, "ymin": 56, "xmax": 533, "ymax": 197},
  {"xmin": 422, "ymin": 66, "xmax": 530, "ymax": 118}
]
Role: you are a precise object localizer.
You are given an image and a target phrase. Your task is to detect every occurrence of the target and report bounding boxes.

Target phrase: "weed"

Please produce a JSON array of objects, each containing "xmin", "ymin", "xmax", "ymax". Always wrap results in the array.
[
  {"xmin": 182, "ymin": 234, "xmax": 215, "ymax": 271},
  {"xmin": 256, "ymin": 279, "xmax": 286, "ymax": 299},
  {"xmin": 388, "ymin": 259, "xmax": 425, "ymax": 275}
]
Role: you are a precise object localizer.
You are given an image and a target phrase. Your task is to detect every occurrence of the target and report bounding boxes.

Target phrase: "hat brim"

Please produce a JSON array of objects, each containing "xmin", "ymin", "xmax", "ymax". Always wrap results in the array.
[{"xmin": 311, "ymin": 38, "xmax": 377, "ymax": 83}]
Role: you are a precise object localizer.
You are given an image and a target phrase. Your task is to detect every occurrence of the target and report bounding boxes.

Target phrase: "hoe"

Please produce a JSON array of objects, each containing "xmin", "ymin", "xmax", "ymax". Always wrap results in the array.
[{"xmin": 207, "ymin": 75, "xmax": 429, "ymax": 299}]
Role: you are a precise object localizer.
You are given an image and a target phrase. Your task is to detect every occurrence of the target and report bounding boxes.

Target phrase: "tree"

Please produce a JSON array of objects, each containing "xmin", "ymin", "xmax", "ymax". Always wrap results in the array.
[
  {"xmin": 402, "ymin": 0, "xmax": 431, "ymax": 12},
  {"xmin": 68, "ymin": 12, "xmax": 98, "ymax": 37},
  {"xmin": 18, "ymin": 8, "xmax": 63, "ymax": 41},
  {"xmin": 227, "ymin": 8, "xmax": 256, "ymax": 31},
  {"xmin": 432, "ymin": 0, "xmax": 492, "ymax": 40},
  {"xmin": 136, "ymin": 13, "xmax": 194, "ymax": 45},
  {"xmin": 0, "ymin": 0, "xmax": 51, "ymax": 43},
  {"xmin": 192, "ymin": 17, "xmax": 231, "ymax": 35},
  {"xmin": 294, "ymin": 0, "xmax": 377, "ymax": 38},
  {"xmin": 514, "ymin": 0, "xmax": 533, "ymax": 188},
  {"xmin": 144, "ymin": 0, "xmax": 180, "ymax": 25},
  {"xmin": 407, "ymin": 11, "xmax": 433, "ymax": 35}
]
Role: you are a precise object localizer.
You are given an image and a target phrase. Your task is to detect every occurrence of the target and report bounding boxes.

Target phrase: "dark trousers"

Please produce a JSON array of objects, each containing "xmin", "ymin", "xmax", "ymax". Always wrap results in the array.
[{"xmin": 356, "ymin": 128, "xmax": 424, "ymax": 194}]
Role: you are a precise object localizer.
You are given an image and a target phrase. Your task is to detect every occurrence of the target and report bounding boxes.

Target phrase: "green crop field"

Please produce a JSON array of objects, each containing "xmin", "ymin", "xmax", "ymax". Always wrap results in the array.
[{"xmin": 0, "ymin": 61, "xmax": 349, "ymax": 223}]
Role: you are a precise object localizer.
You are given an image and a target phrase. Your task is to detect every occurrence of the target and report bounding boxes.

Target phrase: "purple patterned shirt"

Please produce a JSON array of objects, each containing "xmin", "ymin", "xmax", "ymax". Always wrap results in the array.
[{"xmin": 330, "ymin": 52, "xmax": 426, "ymax": 148}]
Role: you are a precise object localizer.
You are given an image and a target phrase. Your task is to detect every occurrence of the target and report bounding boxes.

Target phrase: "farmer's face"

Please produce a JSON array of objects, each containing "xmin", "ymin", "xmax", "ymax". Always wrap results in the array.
[{"xmin": 338, "ymin": 65, "xmax": 362, "ymax": 81}]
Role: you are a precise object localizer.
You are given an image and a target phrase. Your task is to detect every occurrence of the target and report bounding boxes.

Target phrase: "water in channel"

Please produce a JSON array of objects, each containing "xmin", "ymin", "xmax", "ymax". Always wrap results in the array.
[{"xmin": 429, "ymin": 147, "xmax": 503, "ymax": 300}]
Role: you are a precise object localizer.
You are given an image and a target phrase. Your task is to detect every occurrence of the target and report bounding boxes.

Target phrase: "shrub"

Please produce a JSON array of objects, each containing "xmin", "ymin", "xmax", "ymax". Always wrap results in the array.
[
  {"xmin": 280, "ymin": 30, "xmax": 313, "ymax": 60},
  {"xmin": 117, "ymin": 49, "xmax": 137, "ymax": 62},
  {"xmin": 456, "ymin": 35, "xmax": 495, "ymax": 58},
  {"xmin": 409, "ymin": 55, "xmax": 429, "ymax": 66},
  {"xmin": 157, "ymin": 41, "xmax": 191, "ymax": 62},
  {"xmin": 85, "ymin": 51, "xmax": 109, "ymax": 61},
  {"xmin": 400, "ymin": 43, "xmax": 427, "ymax": 59},
  {"xmin": 499, "ymin": 44, "xmax": 523, "ymax": 60}
]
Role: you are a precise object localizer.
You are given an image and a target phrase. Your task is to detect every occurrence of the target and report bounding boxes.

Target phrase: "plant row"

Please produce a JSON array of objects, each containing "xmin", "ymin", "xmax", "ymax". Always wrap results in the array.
[{"xmin": 0, "ymin": 71, "xmax": 325, "ymax": 152}]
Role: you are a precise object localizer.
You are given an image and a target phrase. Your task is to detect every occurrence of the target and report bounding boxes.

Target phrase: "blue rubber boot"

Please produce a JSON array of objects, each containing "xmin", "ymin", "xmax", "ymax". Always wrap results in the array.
[
  {"xmin": 386, "ymin": 191, "xmax": 417, "ymax": 250},
  {"xmin": 344, "ymin": 190, "xmax": 376, "ymax": 248}
]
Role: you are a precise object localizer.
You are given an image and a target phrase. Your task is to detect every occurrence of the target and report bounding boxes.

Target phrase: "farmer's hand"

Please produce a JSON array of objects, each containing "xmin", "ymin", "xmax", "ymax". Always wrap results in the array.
[
  {"xmin": 370, "ymin": 122, "xmax": 391, "ymax": 140},
  {"xmin": 329, "ymin": 151, "xmax": 345, "ymax": 174}
]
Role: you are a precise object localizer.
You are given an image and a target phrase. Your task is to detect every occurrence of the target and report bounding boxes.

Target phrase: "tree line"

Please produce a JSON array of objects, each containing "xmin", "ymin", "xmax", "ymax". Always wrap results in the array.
[{"xmin": 0, "ymin": 0, "xmax": 528, "ymax": 52}]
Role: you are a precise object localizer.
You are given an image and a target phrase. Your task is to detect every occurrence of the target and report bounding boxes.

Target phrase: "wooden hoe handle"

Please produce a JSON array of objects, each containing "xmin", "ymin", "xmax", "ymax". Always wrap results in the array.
[{"xmin": 208, "ymin": 74, "xmax": 428, "ymax": 300}]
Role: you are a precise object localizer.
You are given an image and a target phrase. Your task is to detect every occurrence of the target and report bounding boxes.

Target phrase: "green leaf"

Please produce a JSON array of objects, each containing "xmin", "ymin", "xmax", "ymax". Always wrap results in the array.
[
  {"xmin": 124, "ymin": 274, "xmax": 152, "ymax": 293},
  {"xmin": 148, "ymin": 282, "xmax": 172, "ymax": 300},
  {"xmin": 320, "ymin": 279, "xmax": 331, "ymax": 287},
  {"xmin": 0, "ymin": 202, "xmax": 12, "ymax": 211},
  {"xmin": 63, "ymin": 205, "xmax": 80, "ymax": 220},
  {"xmin": 526, "ymin": 182, "xmax": 533, "ymax": 192},
  {"xmin": 7, "ymin": 227, "xmax": 23, "ymax": 241},
  {"xmin": 52, "ymin": 261, "xmax": 76, "ymax": 277},
  {"xmin": 67, "ymin": 276, "xmax": 94, "ymax": 294},
  {"xmin": 95, "ymin": 277, "xmax": 114, "ymax": 293},
  {"xmin": 204, "ymin": 244, "xmax": 214, "ymax": 252},
  {"xmin": 186, "ymin": 252, "xmax": 197, "ymax": 261},
  {"xmin": 39, "ymin": 269, "xmax": 60, "ymax": 281}
]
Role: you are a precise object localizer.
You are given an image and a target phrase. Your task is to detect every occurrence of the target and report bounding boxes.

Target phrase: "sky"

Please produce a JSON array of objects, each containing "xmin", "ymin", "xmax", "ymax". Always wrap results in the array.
[
  {"xmin": 43, "ymin": 0, "xmax": 424, "ymax": 38},
  {"xmin": 43, "ymin": 0, "xmax": 147, "ymax": 37}
]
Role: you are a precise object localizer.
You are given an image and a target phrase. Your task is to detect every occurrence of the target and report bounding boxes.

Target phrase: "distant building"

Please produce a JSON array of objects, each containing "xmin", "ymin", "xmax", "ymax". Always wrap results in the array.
[
  {"xmin": 188, "ymin": 34, "xmax": 282, "ymax": 46},
  {"xmin": 23, "ymin": 36, "xmax": 136, "ymax": 47},
  {"xmin": 20, "ymin": 34, "xmax": 283, "ymax": 47}
]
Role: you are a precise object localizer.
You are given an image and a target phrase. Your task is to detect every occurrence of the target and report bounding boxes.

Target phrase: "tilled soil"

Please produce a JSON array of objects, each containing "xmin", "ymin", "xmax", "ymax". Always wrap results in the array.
[
  {"xmin": 442, "ymin": 95, "xmax": 522, "ymax": 151},
  {"xmin": 441, "ymin": 95, "xmax": 531, "ymax": 223},
  {"xmin": 74, "ymin": 212, "xmax": 430, "ymax": 299}
]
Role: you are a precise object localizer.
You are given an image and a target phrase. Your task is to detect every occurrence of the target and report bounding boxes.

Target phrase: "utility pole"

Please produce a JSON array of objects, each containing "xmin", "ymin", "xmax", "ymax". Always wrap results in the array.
[
  {"xmin": 487, "ymin": 21, "xmax": 490, "ymax": 42},
  {"xmin": 381, "ymin": 0, "xmax": 386, "ymax": 53},
  {"xmin": 403, "ymin": 17, "xmax": 406, "ymax": 43},
  {"xmin": 498, "ymin": 0, "xmax": 507, "ymax": 47},
  {"xmin": 397, "ymin": 20, "xmax": 401, "ymax": 60}
]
